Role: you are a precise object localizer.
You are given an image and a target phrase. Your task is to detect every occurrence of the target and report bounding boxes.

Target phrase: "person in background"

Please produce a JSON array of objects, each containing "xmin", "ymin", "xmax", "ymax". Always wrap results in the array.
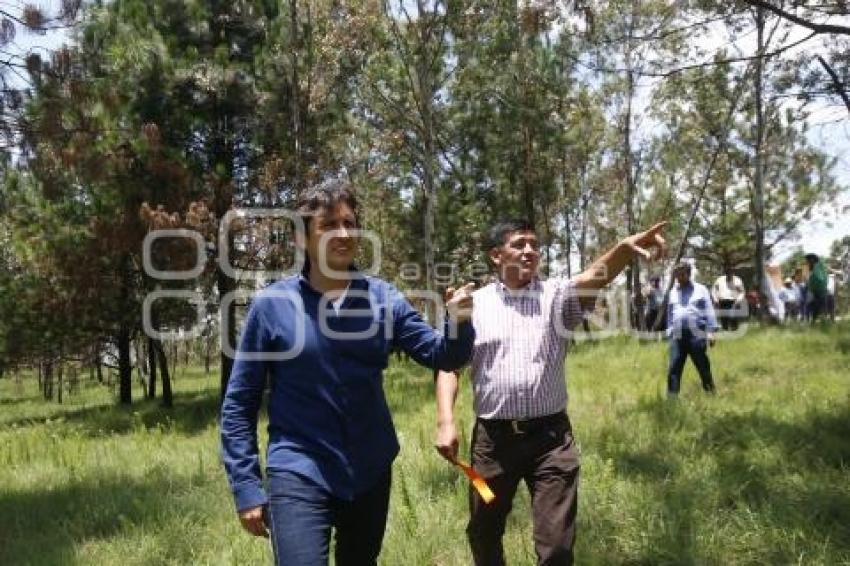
[
  {"xmin": 764, "ymin": 266, "xmax": 786, "ymax": 323},
  {"xmin": 644, "ymin": 275, "xmax": 666, "ymax": 331},
  {"xmin": 781, "ymin": 278, "xmax": 800, "ymax": 321},
  {"xmin": 805, "ymin": 253, "xmax": 828, "ymax": 322},
  {"xmin": 667, "ymin": 261, "xmax": 718, "ymax": 397},
  {"xmin": 826, "ymin": 267, "xmax": 838, "ymax": 321},
  {"xmin": 793, "ymin": 269, "xmax": 807, "ymax": 321},
  {"xmin": 711, "ymin": 267, "xmax": 745, "ymax": 331},
  {"xmin": 745, "ymin": 289, "xmax": 761, "ymax": 320}
]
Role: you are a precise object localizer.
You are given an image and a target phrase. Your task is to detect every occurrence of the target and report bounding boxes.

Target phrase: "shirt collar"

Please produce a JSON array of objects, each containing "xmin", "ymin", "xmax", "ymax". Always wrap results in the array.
[
  {"xmin": 298, "ymin": 266, "xmax": 364, "ymax": 296},
  {"xmin": 496, "ymin": 276, "xmax": 542, "ymax": 296}
]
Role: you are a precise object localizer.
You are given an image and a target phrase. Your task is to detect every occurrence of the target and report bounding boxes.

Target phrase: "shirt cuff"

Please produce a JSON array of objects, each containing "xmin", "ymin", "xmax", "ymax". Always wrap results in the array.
[
  {"xmin": 232, "ymin": 482, "xmax": 269, "ymax": 513},
  {"xmin": 453, "ymin": 319, "xmax": 475, "ymax": 348}
]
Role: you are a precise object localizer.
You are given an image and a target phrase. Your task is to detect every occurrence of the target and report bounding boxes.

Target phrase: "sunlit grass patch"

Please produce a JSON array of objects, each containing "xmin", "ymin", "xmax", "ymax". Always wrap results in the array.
[{"xmin": 1, "ymin": 322, "xmax": 848, "ymax": 564}]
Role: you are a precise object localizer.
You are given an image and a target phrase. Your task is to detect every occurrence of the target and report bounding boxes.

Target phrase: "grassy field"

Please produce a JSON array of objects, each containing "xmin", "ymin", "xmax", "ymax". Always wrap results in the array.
[{"xmin": 1, "ymin": 322, "xmax": 849, "ymax": 565}]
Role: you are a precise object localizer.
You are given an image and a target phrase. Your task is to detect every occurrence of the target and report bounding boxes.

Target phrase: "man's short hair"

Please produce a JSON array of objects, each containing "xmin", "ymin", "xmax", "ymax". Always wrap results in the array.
[
  {"xmin": 487, "ymin": 219, "xmax": 536, "ymax": 251},
  {"xmin": 673, "ymin": 260, "xmax": 692, "ymax": 274},
  {"xmin": 296, "ymin": 177, "xmax": 359, "ymax": 234}
]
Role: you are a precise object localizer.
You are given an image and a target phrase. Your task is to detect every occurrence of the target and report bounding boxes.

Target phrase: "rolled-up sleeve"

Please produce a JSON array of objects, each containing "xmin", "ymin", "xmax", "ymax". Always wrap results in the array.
[
  {"xmin": 220, "ymin": 301, "xmax": 269, "ymax": 512},
  {"xmin": 560, "ymin": 279, "xmax": 587, "ymax": 332}
]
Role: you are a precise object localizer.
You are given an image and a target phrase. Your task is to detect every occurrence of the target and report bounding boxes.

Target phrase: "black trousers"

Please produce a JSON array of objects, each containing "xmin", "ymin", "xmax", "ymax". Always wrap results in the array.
[
  {"xmin": 467, "ymin": 412, "xmax": 580, "ymax": 566},
  {"xmin": 717, "ymin": 299, "xmax": 739, "ymax": 330},
  {"xmin": 667, "ymin": 330, "xmax": 715, "ymax": 395}
]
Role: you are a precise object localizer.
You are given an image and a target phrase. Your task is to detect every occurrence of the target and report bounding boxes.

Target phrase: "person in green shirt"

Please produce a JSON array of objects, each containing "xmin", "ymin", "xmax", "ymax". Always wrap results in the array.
[{"xmin": 805, "ymin": 253, "xmax": 828, "ymax": 322}]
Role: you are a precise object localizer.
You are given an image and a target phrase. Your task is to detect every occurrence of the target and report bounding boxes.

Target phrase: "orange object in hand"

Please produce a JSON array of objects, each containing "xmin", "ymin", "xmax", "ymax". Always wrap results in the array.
[{"xmin": 456, "ymin": 460, "xmax": 495, "ymax": 504}]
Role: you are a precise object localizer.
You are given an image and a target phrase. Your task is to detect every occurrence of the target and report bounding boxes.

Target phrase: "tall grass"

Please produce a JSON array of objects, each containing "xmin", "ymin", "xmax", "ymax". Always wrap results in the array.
[{"xmin": 1, "ymin": 322, "xmax": 848, "ymax": 565}]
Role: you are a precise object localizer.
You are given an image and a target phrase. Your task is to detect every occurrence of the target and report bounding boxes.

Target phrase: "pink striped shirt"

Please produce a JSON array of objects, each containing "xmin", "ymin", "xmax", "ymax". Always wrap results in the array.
[{"xmin": 469, "ymin": 277, "xmax": 584, "ymax": 419}]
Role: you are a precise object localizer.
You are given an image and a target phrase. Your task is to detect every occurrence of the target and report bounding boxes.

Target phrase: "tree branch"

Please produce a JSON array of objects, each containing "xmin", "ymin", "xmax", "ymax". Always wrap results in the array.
[
  {"xmin": 569, "ymin": 31, "xmax": 817, "ymax": 78},
  {"xmin": 816, "ymin": 54, "xmax": 850, "ymax": 115},
  {"xmin": 738, "ymin": 0, "xmax": 850, "ymax": 35},
  {"xmin": 0, "ymin": 8, "xmax": 77, "ymax": 32}
]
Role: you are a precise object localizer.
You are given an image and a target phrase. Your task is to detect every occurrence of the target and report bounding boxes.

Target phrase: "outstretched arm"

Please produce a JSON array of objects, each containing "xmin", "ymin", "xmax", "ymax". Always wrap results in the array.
[
  {"xmin": 573, "ymin": 222, "xmax": 668, "ymax": 307},
  {"xmin": 390, "ymin": 283, "xmax": 475, "ymax": 371}
]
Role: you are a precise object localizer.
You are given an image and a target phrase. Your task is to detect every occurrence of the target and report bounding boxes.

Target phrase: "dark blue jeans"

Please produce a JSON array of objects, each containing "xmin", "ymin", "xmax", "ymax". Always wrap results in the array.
[
  {"xmin": 266, "ymin": 469, "xmax": 391, "ymax": 566},
  {"xmin": 667, "ymin": 330, "xmax": 715, "ymax": 395}
]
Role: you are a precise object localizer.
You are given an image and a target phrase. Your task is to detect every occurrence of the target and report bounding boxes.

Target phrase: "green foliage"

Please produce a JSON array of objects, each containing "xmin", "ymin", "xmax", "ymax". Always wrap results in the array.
[
  {"xmin": 0, "ymin": 0, "xmax": 847, "ymax": 394},
  {"xmin": 651, "ymin": 55, "xmax": 840, "ymax": 281}
]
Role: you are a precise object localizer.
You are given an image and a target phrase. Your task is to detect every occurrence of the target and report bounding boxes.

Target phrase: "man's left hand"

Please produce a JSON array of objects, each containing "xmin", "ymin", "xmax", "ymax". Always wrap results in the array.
[
  {"xmin": 624, "ymin": 221, "xmax": 668, "ymax": 261},
  {"xmin": 446, "ymin": 282, "xmax": 475, "ymax": 324}
]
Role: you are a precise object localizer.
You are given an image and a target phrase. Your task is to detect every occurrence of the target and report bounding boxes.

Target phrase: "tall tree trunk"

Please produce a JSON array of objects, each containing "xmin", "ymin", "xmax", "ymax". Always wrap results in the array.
[
  {"xmin": 417, "ymin": 10, "xmax": 438, "ymax": 325},
  {"xmin": 562, "ymin": 156, "xmax": 572, "ymax": 278},
  {"xmin": 118, "ymin": 255, "xmax": 133, "ymax": 404},
  {"xmin": 579, "ymin": 194, "xmax": 592, "ymax": 336},
  {"xmin": 522, "ymin": 125, "xmax": 536, "ymax": 227},
  {"xmin": 147, "ymin": 337, "xmax": 158, "ymax": 399},
  {"xmin": 57, "ymin": 362, "xmax": 63, "ymax": 404},
  {"xmin": 541, "ymin": 199, "xmax": 551, "ymax": 277},
  {"xmin": 170, "ymin": 341, "xmax": 177, "ymax": 381},
  {"xmin": 218, "ymin": 268, "xmax": 236, "ymax": 402},
  {"xmin": 579, "ymin": 195, "xmax": 589, "ymax": 271},
  {"xmin": 563, "ymin": 212, "xmax": 572, "ymax": 278},
  {"xmin": 69, "ymin": 365, "xmax": 78, "ymax": 396},
  {"xmin": 623, "ymin": 23, "xmax": 642, "ymax": 330},
  {"xmin": 209, "ymin": 2, "xmax": 238, "ymax": 403},
  {"xmin": 289, "ymin": 0, "xmax": 302, "ymax": 184},
  {"xmin": 135, "ymin": 337, "xmax": 146, "ymax": 388},
  {"xmin": 95, "ymin": 352, "xmax": 103, "ymax": 384},
  {"xmin": 753, "ymin": 6, "xmax": 767, "ymax": 316},
  {"xmin": 43, "ymin": 361, "xmax": 53, "ymax": 400},
  {"xmin": 204, "ymin": 331, "xmax": 212, "ymax": 375},
  {"xmin": 154, "ymin": 339, "xmax": 173, "ymax": 408},
  {"xmin": 117, "ymin": 323, "xmax": 132, "ymax": 405}
]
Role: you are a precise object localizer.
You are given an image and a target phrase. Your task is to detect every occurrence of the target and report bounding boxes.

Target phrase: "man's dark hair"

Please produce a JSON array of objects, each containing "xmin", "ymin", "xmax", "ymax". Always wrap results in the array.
[
  {"xmin": 296, "ymin": 177, "xmax": 359, "ymax": 234},
  {"xmin": 295, "ymin": 178, "xmax": 359, "ymax": 275},
  {"xmin": 487, "ymin": 218, "xmax": 536, "ymax": 251},
  {"xmin": 673, "ymin": 260, "xmax": 692, "ymax": 274}
]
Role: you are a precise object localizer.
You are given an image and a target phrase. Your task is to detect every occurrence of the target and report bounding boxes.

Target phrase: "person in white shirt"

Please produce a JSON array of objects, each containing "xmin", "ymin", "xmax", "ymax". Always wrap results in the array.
[
  {"xmin": 668, "ymin": 261, "xmax": 719, "ymax": 396},
  {"xmin": 781, "ymin": 278, "xmax": 801, "ymax": 320},
  {"xmin": 711, "ymin": 268, "xmax": 745, "ymax": 331},
  {"xmin": 826, "ymin": 270, "xmax": 839, "ymax": 321},
  {"xmin": 644, "ymin": 275, "xmax": 666, "ymax": 330}
]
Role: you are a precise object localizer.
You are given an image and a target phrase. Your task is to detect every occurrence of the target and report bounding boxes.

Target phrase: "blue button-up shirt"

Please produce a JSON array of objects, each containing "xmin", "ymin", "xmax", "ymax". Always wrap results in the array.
[
  {"xmin": 220, "ymin": 273, "xmax": 474, "ymax": 511},
  {"xmin": 666, "ymin": 281, "xmax": 719, "ymax": 339}
]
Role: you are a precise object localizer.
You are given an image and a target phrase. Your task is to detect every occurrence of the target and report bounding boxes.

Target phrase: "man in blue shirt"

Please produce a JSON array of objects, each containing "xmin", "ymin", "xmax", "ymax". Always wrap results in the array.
[
  {"xmin": 220, "ymin": 179, "xmax": 475, "ymax": 565},
  {"xmin": 666, "ymin": 261, "xmax": 718, "ymax": 397}
]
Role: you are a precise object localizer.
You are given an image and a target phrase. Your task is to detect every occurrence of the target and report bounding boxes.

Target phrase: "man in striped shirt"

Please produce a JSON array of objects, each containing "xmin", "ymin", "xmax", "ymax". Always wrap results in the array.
[{"xmin": 435, "ymin": 218, "xmax": 667, "ymax": 566}]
